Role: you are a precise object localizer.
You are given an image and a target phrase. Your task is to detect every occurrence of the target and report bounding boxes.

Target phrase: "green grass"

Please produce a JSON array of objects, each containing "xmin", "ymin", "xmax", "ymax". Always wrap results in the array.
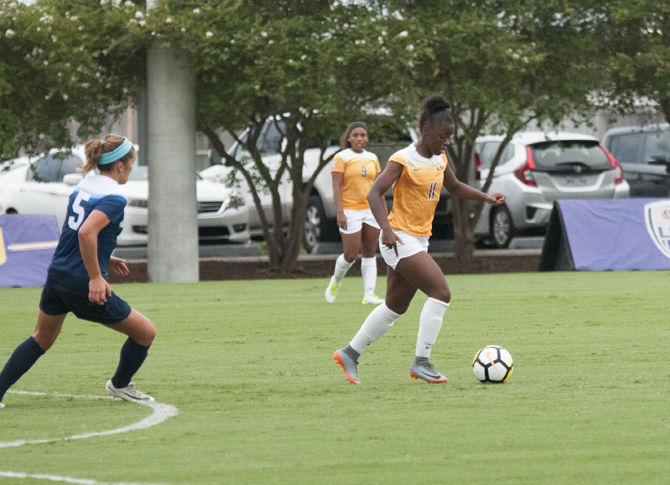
[{"xmin": 1, "ymin": 271, "xmax": 669, "ymax": 484}]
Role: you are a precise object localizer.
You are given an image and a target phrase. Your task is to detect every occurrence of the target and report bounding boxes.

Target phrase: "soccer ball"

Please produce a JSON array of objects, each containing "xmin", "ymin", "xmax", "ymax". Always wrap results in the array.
[{"xmin": 472, "ymin": 345, "xmax": 513, "ymax": 383}]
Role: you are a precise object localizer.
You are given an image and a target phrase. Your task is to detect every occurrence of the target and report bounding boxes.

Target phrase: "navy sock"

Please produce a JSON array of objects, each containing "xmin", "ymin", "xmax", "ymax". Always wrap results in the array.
[
  {"xmin": 0, "ymin": 336, "xmax": 45, "ymax": 402},
  {"xmin": 111, "ymin": 338, "xmax": 150, "ymax": 389}
]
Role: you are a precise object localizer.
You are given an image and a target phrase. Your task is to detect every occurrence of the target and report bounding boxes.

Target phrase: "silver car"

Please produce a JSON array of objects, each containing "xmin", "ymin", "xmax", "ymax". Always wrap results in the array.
[{"xmin": 474, "ymin": 131, "xmax": 630, "ymax": 248}]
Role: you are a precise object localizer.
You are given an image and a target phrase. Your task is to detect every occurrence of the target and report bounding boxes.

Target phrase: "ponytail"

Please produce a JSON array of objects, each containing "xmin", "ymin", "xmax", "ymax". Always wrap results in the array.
[
  {"xmin": 419, "ymin": 94, "xmax": 454, "ymax": 130},
  {"xmin": 83, "ymin": 134, "xmax": 135, "ymax": 173}
]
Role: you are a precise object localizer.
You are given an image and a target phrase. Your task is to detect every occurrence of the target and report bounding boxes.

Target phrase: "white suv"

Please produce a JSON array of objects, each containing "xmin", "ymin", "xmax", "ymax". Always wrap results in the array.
[{"xmin": 474, "ymin": 131, "xmax": 630, "ymax": 248}]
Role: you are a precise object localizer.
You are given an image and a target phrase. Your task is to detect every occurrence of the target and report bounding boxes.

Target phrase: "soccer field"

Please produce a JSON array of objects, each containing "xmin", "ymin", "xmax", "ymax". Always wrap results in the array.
[{"xmin": 1, "ymin": 271, "xmax": 668, "ymax": 484}]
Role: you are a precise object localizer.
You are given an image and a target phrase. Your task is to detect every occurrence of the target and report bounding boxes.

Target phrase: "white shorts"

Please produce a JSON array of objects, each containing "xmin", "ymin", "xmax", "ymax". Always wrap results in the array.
[
  {"xmin": 379, "ymin": 230, "xmax": 429, "ymax": 270},
  {"xmin": 339, "ymin": 208, "xmax": 380, "ymax": 234}
]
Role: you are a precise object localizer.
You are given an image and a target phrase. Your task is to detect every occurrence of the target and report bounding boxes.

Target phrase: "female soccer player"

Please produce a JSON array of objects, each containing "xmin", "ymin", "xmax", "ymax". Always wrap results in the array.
[
  {"xmin": 0, "ymin": 135, "xmax": 156, "ymax": 408},
  {"xmin": 324, "ymin": 122, "xmax": 384, "ymax": 305},
  {"xmin": 332, "ymin": 95, "xmax": 506, "ymax": 384}
]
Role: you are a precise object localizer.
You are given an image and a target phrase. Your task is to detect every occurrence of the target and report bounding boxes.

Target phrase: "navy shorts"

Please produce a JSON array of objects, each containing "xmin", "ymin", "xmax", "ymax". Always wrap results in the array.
[{"xmin": 39, "ymin": 269, "xmax": 131, "ymax": 325}]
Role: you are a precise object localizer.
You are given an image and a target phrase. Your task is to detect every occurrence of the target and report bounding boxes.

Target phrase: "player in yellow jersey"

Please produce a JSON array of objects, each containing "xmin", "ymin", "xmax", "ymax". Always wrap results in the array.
[
  {"xmin": 324, "ymin": 122, "xmax": 384, "ymax": 305},
  {"xmin": 333, "ymin": 95, "xmax": 506, "ymax": 384}
]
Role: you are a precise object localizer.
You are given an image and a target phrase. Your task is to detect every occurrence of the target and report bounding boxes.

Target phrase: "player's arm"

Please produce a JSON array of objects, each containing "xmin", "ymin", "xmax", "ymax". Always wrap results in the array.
[
  {"xmin": 368, "ymin": 161, "xmax": 403, "ymax": 251},
  {"xmin": 332, "ymin": 171, "xmax": 346, "ymax": 230},
  {"xmin": 79, "ymin": 209, "xmax": 112, "ymax": 305},
  {"xmin": 443, "ymin": 164, "xmax": 506, "ymax": 205}
]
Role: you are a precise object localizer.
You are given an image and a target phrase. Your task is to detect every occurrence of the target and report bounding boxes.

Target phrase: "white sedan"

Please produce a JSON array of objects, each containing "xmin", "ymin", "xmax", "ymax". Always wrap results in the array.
[{"xmin": 0, "ymin": 147, "xmax": 250, "ymax": 246}]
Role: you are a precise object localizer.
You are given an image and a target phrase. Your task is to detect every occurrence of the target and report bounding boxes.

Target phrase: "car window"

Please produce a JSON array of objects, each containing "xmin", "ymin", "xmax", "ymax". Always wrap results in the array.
[
  {"xmin": 608, "ymin": 133, "xmax": 645, "ymax": 164},
  {"xmin": 479, "ymin": 142, "xmax": 514, "ymax": 170},
  {"xmin": 641, "ymin": 131, "xmax": 670, "ymax": 162},
  {"xmin": 29, "ymin": 155, "xmax": 61, "ymax": 182},
  {"xmin": 530, "ymin": 140, "xmax": 610, "ymax": 171},
  {"xmin": 56, "ymin": 154, "xmax": 84, "ymax": 181},
  {"xmin": 261, "ymin": 122, "xmax": 283, "ymax": 155}
]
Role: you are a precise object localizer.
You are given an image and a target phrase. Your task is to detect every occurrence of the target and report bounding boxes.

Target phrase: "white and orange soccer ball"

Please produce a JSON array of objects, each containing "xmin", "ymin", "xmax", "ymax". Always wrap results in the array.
[{"xmin": 472, "ymin": 345, "xmax": 513, "ymax": 383}]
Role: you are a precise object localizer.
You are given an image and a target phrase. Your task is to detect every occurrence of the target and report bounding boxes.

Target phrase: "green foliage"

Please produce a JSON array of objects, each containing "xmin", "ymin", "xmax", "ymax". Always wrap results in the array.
[
  {"xmin": 142, "ymin": 1, "xmax": 415, "ymax": 270},
  {"xmin": 0, "ymin": 0, "xmax": 145, "ymax": 157},
  {"xmin": 596, "ymin": 1, "xmax": 670, "ymax": 122},
  {"xmin": 1, "ymin": 271, "xmax": 669, "ymax": 483},
  {"xmin": 393, "ymin": 0, "xmax": 606, "ymax": 257}
]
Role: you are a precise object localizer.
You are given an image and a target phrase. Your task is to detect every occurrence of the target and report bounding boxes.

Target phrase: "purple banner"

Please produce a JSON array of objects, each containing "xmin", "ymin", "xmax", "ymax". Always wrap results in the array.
[
  {"xmin": 559, "ymin": 198, "xmax": 670, "ymax": 271},
  {"xmin": 0, "ymin": 215, "xmax": 60, "ymax": 287}
]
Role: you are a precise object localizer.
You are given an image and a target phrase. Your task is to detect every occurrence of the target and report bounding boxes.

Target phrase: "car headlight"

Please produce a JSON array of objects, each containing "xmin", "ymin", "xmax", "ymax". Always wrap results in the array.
[{"xmin": 127, "ymin": 198, "xmax": 148, "ymax": 208}]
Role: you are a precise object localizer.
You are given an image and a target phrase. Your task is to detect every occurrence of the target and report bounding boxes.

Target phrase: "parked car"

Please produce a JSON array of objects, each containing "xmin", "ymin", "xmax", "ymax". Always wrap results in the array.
[
  {"xmin": 602, "ymin": 123, "xmax": 670, "ymax": 197},
  {"xmin": 199, "ymin": 119, "xmax": 449, "ymax": 252},
  {"xmin": 473, "ymin": 131, "xmax": 630, "ymax": 248},
  {"xmin": 0, "ymin": 147, "xmax": 250, "ymax": 246}
]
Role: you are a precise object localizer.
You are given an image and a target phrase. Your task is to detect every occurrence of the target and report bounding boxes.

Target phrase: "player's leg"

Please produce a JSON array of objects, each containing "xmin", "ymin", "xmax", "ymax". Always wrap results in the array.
[
  {"xmin": 333, "ymin": 266, "xmax": 417, "ymax": 384},
  {"xmin": 0, "ymin": 311, "xmax": 66, "ymax": 404},
  {"xmin": 395, "ymin": 252, "xmax": 451, "ymax": 383},
  {"xmin": 325, "ymin": 230, "xmax": 361, "ymax": 303},
  {"xmin": 104, "ymin": 309, "xmax": 156, "ymax": 402},
  {"xmin": 360, "ymin": 223, "xmax": 383, "ymax": 304}
]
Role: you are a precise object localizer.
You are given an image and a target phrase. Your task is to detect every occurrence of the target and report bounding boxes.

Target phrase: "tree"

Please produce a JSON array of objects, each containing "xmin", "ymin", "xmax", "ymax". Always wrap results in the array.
[
  {"xmin": 147, "ymin": 1, "xmax": 414, "ymax": 272},
  {"xmin": 596, "ymin": 1, "xmax": 670, "ymax": 123},
  {"xmin": 393, "ymin": 0, "xmax": 604, "ymax": 259},
  {"xmin": 0, "ymin": 0, "xmax": 145, "ymax": 158}
]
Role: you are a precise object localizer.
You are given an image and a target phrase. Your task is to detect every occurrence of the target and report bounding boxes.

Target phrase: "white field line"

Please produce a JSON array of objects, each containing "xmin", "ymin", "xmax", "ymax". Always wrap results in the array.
[
  {"xmin": 0, "ymin": 389, "xmax": 178, "ymax": 485},
  {"xmin": 0, "ymin": 471, "xmax": 162, "ymax": 485}
]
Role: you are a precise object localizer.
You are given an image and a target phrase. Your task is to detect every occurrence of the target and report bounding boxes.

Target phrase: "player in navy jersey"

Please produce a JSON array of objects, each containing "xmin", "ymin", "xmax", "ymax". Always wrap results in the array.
[{"xmin": 0, "ymin": 134, "xmax": 156, "ymax": 409}]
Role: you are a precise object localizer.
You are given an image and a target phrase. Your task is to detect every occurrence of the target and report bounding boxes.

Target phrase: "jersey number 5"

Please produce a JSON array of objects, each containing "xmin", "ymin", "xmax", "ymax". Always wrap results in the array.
[{"xmin": 68, "ymin": 191, "xmax": 91, "ymax": 231}]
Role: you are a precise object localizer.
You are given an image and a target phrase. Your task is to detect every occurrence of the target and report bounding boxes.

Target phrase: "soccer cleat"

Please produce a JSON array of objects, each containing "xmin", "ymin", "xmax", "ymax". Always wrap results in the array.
[
  {"xmin": 361, "ymin": 293, "xmax": 384, "ymax": 305},
  {"xmin": 409, "ymin": 360, "xmax": 448, "ymax": 384},
  {"xmin": 0, "ymin": 402, "xmax": 5, "ymax": 409},
  {"xmin": 325, "ymin": 276, "xmax": 339, "ymax": 303},
  {"xmin": 332, "ymin": 348, "xmax": 361, "ymax": 385},
  {"xmin": 106, "ymin": 380, "xmax": 155, "ymax": 402}
]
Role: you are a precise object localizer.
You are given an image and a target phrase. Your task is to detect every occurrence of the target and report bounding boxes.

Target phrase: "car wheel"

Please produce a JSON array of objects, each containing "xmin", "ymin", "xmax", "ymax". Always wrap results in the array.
[
  {"xmin": 303, "ymin": 196, "xmax": 327, "ymax": 253},
  {"xmin": 491, "ymin": 205, "xmax": 514, "ymax": 248}
]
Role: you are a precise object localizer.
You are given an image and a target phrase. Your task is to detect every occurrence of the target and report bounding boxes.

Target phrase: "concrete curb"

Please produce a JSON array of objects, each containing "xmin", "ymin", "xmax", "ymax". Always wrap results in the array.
[{"xmin": 109, "ymin": 249, "xmax": 542, "ymax": 283}]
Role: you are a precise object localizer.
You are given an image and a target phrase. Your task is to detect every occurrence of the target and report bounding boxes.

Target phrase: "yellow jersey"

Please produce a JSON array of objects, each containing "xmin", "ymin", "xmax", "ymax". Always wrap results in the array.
[
  {"xmin": 387, "ymin": 144, "xmax": 448, "ymax": 237},
  {"xmin": 331, "ymin": 149, "xmax": 381, "ymax": 210}
]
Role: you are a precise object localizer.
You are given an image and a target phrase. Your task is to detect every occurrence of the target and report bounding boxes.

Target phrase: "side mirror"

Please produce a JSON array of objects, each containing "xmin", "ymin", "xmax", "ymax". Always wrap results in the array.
[{"xmin": 63, "ymin": 173, "xmax": 83, "ymax": 186}]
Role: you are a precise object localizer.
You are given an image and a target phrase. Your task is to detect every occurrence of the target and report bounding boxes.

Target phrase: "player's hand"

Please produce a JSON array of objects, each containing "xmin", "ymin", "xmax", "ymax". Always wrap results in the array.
[
  {"xmin": 488, "ymin": 193, "xmax": 506, "ymax": 206},
  {"xmin": 336, "ymin": 211, "xmax": 347, "ymax": 231},
  {"xmin": 89, "ymin": 276, "xmax": 111, "ymax": 305},
  {"xmin": 381, "ymin": 228, "xmax": 403, "ymax": 257},
  {"xmin": 110, "ymin": 256, "xmax": 129, "ymax": 277}
]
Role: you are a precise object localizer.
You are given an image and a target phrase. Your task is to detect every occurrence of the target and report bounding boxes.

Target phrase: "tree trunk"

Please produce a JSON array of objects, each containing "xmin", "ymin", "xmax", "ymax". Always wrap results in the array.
[{"xmin": 451, "ymin": 197, "xmax": 475, "ymax": 262}]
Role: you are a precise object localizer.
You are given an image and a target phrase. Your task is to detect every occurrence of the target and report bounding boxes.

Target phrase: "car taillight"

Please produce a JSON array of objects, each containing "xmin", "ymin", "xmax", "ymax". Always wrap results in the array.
[
  {"xmin": 474, "ymin": 153, "xmax": 481, "ymax": 181},
  {"xmin": 600, "ymin": 145, "xmax": 624, "ymax": 185},
  {"xmin": 514, "ymin": 146, "xmax": 537, "ymax": 187}
]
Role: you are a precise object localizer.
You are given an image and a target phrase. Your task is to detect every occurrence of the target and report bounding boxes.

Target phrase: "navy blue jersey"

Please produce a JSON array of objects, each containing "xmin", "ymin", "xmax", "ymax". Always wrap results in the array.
[{"xmin": 50, "ymin": 174, "xmax": 127, "ymax": 280}]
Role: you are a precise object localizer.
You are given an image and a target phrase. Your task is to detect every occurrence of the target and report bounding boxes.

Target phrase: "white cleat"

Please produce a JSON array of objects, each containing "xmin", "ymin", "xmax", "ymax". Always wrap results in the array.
[
  {"xmin": 325, "ymin": 276, "xmax": 339, "ymax": 303},
  {"xmin": 0, "ymin": 402, "xmax": 5, "ymax": 409},
  {"xmin": 362, "ymin": 293, "xmax": 384, "ymax": 305},
  {"xmin": 106, "ymin": 380, "xmax": 154, "ymax": 402}
]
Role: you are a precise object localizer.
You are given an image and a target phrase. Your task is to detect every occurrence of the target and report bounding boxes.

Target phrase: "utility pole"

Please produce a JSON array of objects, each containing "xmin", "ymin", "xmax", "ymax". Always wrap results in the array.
[{"xmin": 145, "ymin": 0, "xmax": 199, "ymax": 282}]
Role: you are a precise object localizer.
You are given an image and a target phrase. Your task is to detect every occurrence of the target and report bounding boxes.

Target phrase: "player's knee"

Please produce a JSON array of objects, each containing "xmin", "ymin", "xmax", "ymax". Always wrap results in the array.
[
  {"xmin": 433, "ymin": 288, "xmax": 451, "ymax": 304},
  {"xmin": 142, "ymin": 321, "xmax": 157, "ymax": 345},
  {"xmin": 343, "ymin": 252, "xmax": 358, "ymax": 263},
  {"xmin": 32, "ymin": 331, "xmax": 57, "ymax": 351},
  {"xmin": 385, "ymin": 299, "xmax": 409, "ymax": 315}
]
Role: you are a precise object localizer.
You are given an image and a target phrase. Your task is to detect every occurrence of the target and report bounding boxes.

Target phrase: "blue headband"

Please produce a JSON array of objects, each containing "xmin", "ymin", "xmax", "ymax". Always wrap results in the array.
[{"xmin": 100, "ymin": 138, "xmax": 133, "ymax": 165}]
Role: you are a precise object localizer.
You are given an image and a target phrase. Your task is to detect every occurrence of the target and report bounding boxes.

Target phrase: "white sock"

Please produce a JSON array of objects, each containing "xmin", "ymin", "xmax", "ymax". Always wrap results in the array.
[
  {"xmin": 349, "ymin": 303, "xmax": 400, "ymax": 354},
  {"xmin": 415, "ymin": 297, "xmax": 450, "ymax": 358},
  {"xmin": 360, "ymin": 257, "xmax": 378, "ymax": 296},
  {"xmin": 333, "ymin": 254, "xmax": 354, "ymax": 282}
]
